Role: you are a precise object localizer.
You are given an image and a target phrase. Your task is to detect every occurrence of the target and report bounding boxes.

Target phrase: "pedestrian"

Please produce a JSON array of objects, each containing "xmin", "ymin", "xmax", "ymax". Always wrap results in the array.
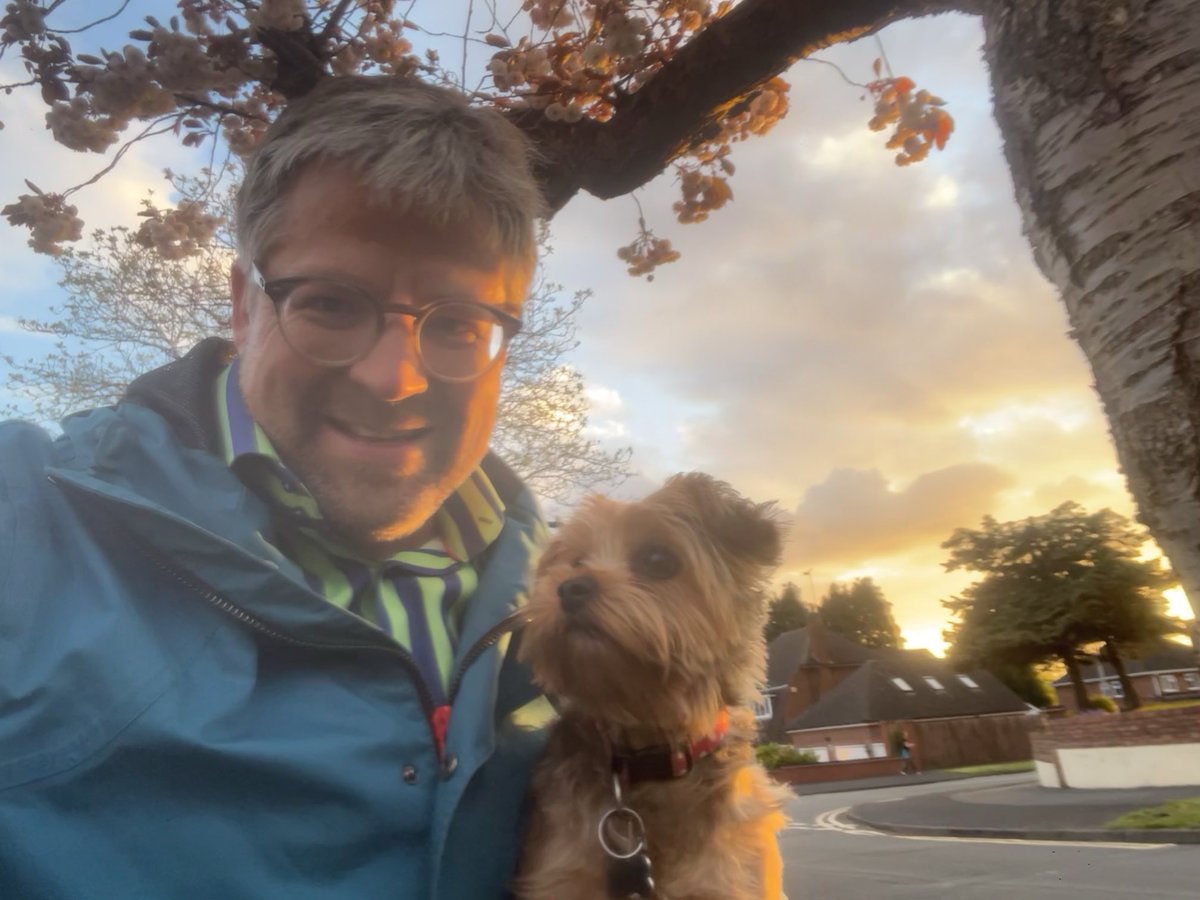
[
  {"xmin": 899, "ymin": 733, "xmax": 919, "ymax": 775},
  {"xmin": 0, "ymin": 75, "xmax": 550, "ymax": 899}
]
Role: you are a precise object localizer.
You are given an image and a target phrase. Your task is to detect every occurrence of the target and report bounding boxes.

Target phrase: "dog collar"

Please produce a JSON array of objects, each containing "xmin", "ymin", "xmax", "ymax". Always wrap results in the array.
[{"xmin": 610, "ymin": 709, "xmax": 730, "ymax": 786}]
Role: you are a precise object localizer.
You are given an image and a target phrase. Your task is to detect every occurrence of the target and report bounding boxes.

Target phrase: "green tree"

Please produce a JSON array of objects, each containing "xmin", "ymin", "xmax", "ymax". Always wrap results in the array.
[
  {"xmin": 1, "ymin": 174, "xmax": 632, "ymax": 505},
  {"xmin": 764, "ymin": 582, "xmax": 808, "ymax": 643},
  {"xmin": 819, "ymin": 577, "xmax": 902, "ymax": 649},
  {"xmin": 942, "ymin": 502, "xmax": 1180, "ymax": 711}
]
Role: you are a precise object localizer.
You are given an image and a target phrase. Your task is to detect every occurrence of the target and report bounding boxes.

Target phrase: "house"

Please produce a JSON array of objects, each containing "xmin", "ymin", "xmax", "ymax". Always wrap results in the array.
[
  {"xmin": 1051, "ymin": 642, "xmax": 1200, "ymax": 711},
  {"xmin": 763, "ymin": 619, "xmax": 1032, "ymax": 768}
]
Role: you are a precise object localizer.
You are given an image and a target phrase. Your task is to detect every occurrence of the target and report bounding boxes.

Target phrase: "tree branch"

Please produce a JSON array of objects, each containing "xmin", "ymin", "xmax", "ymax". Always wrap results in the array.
[
  {"xmin": 175, "ymin": 92, "xmax": 269, "ymax": 122},
  {"xmin": 521, "ymin": 0, "xmax": 976, "ymax": 212},
  {"xmin": 50, "ymin": 0, "xmax": 133, "ymax": 35},
  {"xmin": 318, "ymin": 0, "xmax": 357, "ymax": 42}
]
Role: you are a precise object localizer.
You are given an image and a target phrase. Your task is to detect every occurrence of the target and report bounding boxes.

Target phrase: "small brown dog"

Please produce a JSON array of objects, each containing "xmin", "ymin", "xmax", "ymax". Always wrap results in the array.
[{"xmin": 514, "ymin": 473, "xmax": 790, "ymax": 900}]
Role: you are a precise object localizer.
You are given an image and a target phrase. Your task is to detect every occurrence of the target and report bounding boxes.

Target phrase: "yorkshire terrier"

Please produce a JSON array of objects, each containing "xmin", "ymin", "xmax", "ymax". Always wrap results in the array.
[{"xmin": 514, "ymin": 473, "xmax": 790, "ymax": 900}]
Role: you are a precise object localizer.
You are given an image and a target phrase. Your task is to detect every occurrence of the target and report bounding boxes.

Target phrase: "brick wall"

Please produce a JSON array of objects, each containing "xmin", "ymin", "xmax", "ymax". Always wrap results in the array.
[
  {"xmin": 1053, "ymin": 670, "xmax": 1200, "ymax": 711},
  {"xmin": 1032, "ymin": 704, "xmax": 1200, "ymax": 756},
  {"xmin": 769, "ymin": 756, "xmax": 903, "ymax": 785}
]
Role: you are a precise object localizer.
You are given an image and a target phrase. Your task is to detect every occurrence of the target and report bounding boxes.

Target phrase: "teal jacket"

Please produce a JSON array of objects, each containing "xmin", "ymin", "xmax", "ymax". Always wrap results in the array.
[{"xmin": 0, "ymin": 341, "xmax": 548, "ymax": 899}]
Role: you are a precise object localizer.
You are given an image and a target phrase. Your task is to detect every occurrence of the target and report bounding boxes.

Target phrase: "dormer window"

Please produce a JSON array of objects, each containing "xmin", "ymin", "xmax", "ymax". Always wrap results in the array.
[
  {"xmin": 957, "ymin": 674, "xmax": 981, "ymax": 690},
  {"xmin": 891, "ymin": 677, "xmax": 914, "ymax": 692},
  {"xmin": 923, "ymin": 676, "xmax": 946, "ymax": 692}
]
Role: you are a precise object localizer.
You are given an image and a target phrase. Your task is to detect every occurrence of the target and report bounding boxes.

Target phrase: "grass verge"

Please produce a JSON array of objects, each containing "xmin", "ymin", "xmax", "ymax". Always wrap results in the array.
[
  {"xmin": 1106, "ymin": 797, "xmax": 1200, "ymax": 830},
  {"xmin": 945, "ymin": 760, "xmax": 1035, "ymax": 776},
  {"xmin": 1139, "ymin": 699, "xmax": 1200, "ymax": 712}
]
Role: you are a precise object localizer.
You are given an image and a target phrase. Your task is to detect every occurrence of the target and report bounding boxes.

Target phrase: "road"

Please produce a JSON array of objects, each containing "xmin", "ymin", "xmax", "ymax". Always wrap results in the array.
[{"xmin": 780, "ymin": 775, "xmax": 1200, "ymax": 899}]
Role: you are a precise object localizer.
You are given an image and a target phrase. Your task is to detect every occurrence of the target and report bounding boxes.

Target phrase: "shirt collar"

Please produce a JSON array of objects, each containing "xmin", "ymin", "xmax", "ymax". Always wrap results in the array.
[{"xmin": 214, "ymin": 359, "xmax": 505, "ymax": 565}]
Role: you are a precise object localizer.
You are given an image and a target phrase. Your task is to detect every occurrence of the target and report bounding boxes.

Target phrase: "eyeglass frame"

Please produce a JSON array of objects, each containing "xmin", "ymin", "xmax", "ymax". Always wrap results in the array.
[{"xmin": 249, "ymin": 261, "xmax": 523, "ymax": 382}]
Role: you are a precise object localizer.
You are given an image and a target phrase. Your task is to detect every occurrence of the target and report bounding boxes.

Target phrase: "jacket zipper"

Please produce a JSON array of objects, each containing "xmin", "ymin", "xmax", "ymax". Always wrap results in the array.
[
  {"xmin": 55, "ymin": 475, "xmax": 529, "ymax": 756},
  {"xmin": 447, "ymin": 610, "xmax": 530, "ymax": 705}
]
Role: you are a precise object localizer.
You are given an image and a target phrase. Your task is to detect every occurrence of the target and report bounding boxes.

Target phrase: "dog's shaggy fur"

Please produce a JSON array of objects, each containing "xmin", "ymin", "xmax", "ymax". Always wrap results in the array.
[{"xmin": 514, "ymin": 473, "xmax": 791, "ymax": 900}]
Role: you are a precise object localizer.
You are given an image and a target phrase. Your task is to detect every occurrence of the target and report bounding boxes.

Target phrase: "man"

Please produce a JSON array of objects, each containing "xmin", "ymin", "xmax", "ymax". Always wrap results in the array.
[{"xmin": 0, "ymin": 76, "xmax": 549, "ymax": 899}]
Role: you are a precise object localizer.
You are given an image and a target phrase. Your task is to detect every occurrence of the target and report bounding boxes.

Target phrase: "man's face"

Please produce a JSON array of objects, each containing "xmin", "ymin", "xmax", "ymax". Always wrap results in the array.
[{"xmin": 231, "ymin": 163, "xmax": 531, "ymax": 558}]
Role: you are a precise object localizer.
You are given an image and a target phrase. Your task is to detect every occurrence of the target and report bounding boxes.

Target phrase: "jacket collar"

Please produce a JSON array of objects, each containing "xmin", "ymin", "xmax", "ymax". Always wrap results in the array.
[{"xmin": 123, "ymin": 336, "xmax": 233, "ymax": 453}]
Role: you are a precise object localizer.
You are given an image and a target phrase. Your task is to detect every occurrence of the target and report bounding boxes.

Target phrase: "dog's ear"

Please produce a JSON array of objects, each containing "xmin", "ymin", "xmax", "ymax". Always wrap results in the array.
[{"xmin": 665, "ymin": 473, "xmax": 782, "ymax": 568}]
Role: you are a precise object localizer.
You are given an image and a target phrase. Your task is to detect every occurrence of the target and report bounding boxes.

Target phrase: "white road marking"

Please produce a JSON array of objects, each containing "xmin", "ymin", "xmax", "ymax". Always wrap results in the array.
[{"xmin": 786, "ymin": 806, "xmax": 1172, "ymax": 850}]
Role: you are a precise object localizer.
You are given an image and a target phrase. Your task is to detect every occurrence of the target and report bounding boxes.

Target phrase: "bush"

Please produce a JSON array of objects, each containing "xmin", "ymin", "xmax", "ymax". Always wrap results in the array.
[
  {"xmin": 755, "ymin": 743, "xmax": 819, "ymax": 769},
  {"xmin": 1083, "ymin": 694, "xmax": 1119, "ymax": 713}
]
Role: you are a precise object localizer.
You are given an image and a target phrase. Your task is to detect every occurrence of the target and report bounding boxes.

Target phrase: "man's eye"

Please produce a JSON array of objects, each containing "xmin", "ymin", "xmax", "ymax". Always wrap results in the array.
[
  {"xmin": 288, "ymin": 290, "xmax": 367, "ymax": 329},
  {"xmin": 631, "ymin": 544, "xmax": 680, "ymax": 581},
  {"xmin": 424, "ymin": 309, "xmax": 492, "ymax": 346}
]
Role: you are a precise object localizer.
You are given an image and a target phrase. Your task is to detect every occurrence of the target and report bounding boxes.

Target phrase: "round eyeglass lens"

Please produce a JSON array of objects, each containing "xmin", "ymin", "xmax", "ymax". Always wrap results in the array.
[
  {"xmin": 279, "ymin": 281, "xmax": 378, "ymax": 366},
  {"xmin": 417, "ymin": 303, "xmax": 507, "ymax": 380}
]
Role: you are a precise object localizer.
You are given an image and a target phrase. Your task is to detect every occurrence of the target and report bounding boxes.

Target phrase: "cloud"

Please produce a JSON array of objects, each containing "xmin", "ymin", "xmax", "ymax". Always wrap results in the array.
[
  {"xmin": 785, "ymin": 463, "xmax": 1015, "ymax": 566},
  {"xmin": 0, "ymin": 60, "xmax": 195, "ymax": 294},
  {"xmin": 923, "ymin": 175, "xmax": 961, "ymax": 209}
]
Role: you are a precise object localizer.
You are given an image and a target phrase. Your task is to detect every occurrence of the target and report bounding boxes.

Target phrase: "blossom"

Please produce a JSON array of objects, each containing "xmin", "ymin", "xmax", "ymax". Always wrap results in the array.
[
  {"xmin": 602, "ymin": 13, "xmax": 648, "ymax": 59},
  {"xmin": 2, "ymin": 192, "xmax": 84, "ymax": 256},
  {"xmin": 1, "ymin": 0, "xmax": 46, "ymax": 43},
  {"xmin": 150, "ymin": 27, "xmax": 244, "ymax": 95},
  {"xmin": 247, "ymin": 0, "xmax": 307, "ymax": 31},
  {"xmin": 79, "ymin": 46, "xmax": 175, "ymax": 120},
  {"xmin": 523, "ymin": 0, "xmax": 572, "ymax": 30},
  {"xmin": 45, "ymin": 98, "xmax": 121, "ymax": 153},
  {"xmin": 134, "ymin": 199, "xmax": 222, "ymax": 259}
]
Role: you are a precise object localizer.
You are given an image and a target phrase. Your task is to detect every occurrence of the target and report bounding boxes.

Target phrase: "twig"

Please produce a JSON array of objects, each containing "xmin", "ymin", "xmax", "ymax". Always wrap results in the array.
[
  {"xmin": 875, "ymin": 34, "xmax": 895, "ymax": 79},
  {"xmin": 461, "ymin": 0, "xmax": 475, "ymax": 89},
  {"xmin": 51, "ymin": 0, "xmax": 133, "ymax": 35},
  {"xmin": 0, "ymin": 77, "xmax": 38, "ymax": 91},
  {"xmin": 803, "ymin": 56, "xmax": 869, "ymax": 89},
  {"xmin": 62, "ymin": 116, "xmax": 177, "ymax": 198}
]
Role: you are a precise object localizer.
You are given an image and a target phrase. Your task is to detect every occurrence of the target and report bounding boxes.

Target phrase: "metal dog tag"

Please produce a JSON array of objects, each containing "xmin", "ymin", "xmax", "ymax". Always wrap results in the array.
[
  {"xmin": 606, "ymin": 850, "xmax": 654, "ymax": 899},
  {"xmin": 598, "ymin": 805, "xmax": 655, "ymax": 899}
]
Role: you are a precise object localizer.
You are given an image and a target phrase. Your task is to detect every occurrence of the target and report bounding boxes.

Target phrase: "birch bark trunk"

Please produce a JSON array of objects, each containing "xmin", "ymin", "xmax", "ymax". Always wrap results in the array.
[{"xmin": 981, "ymin": 0, "xmax": 1200, "ymax": 620}]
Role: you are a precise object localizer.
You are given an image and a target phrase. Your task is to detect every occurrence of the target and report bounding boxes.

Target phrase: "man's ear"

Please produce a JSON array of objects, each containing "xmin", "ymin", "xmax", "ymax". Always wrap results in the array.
[{"xmin": 230, "ymin": 260, "xmax": 251, "ymax": 351}]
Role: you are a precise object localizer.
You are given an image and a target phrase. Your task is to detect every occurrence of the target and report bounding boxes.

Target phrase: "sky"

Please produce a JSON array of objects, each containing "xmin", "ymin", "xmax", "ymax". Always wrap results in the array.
[{"xmin": 0, "ymin": 4, "xmax": 1193, "ymax": 653}]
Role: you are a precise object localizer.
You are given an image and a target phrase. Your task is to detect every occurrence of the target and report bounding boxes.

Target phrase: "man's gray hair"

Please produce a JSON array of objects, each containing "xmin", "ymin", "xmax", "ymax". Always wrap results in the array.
[{"xmin": 235, "ymin": 75, "xmax": 546, "ymax": 266}]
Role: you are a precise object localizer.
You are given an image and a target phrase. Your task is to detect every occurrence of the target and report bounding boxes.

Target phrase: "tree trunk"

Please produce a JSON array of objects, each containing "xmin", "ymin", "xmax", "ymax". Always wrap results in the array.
[
  {"xmin": 1104, "ymin": 639, "xmax": 1142, "ymax": 710},
  {"xmin": 982, "ymin": 0, "xmax": 1200, "ymax": 619},
  {"xmin": 1062, "ymin": 650, "xmax": 1090, "ymax": 710}
]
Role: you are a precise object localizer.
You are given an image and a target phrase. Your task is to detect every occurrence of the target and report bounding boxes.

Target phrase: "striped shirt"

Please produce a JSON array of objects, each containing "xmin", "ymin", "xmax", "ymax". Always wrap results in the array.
[{"xmin": 214, "ymin": 360, "xmax": 505, "ymax": 704}]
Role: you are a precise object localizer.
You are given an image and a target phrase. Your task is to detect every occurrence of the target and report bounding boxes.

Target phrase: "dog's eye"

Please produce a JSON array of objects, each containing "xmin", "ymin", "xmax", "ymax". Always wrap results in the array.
[
  {"xmin": 570, "ymin": 556, "xmax": 585, "ymax": 568},
  {"xmin": 632, "ymin": 544, "xmax": 680, "ymax": 581}
]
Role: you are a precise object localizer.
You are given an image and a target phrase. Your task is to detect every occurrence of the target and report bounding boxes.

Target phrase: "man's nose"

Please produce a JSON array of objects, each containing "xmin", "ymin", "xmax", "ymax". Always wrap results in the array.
[{"xmin": 345, "ymin": 317, "xmax": 430, "ymax": 401}]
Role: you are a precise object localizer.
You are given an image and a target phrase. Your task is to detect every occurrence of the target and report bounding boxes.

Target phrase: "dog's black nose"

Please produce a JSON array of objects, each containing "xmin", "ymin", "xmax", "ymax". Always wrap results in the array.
[{"xmin": 557, "ymin": 575, "xmax": 598, "ymax": 613}]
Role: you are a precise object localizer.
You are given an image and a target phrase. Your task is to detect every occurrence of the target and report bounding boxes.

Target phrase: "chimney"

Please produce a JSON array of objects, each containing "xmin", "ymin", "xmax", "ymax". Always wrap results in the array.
[
  {"xmin": 806, "ymin": 616, "xmax": 839, "ymax": 696},
  {"xmin": 807, "ymin": 614, "xmax": 833, "ymax": 666}
]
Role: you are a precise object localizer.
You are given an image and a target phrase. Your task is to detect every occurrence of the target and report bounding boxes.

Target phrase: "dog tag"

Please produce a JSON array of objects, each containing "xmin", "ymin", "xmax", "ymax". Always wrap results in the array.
[
  {"xmin": 606, "ymin": 850, "xmax": 654, "ymax": 899},
  {"xmin": 598, "ymin": 805, "xmax": 655, "ymax": 899}
]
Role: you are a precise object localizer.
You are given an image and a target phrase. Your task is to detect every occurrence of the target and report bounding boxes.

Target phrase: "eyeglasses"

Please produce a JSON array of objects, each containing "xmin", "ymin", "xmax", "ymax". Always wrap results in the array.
[{"xmin": 250, "ymin": 263, "xmax": 522, "ymax": 382}]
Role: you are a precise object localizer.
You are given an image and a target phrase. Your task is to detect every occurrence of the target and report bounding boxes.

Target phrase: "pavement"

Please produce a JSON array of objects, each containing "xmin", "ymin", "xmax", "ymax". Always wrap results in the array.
[
  {"xmin": 832, "ymin": 771, "xmax": 1200, "ymax": 844},
  {"xmin": 788, "ymin": 768, "xmax": 984, "ymax": 796},
  {"xmin": 781, "ymin": 779, "xmax": 1200, "ymax": 900}
]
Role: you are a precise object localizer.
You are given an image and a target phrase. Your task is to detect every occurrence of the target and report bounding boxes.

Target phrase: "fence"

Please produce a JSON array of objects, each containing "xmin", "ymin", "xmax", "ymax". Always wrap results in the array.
[{"xmin": 907, "ymin": 713, "xmax": 1037, "ymax": 769}]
